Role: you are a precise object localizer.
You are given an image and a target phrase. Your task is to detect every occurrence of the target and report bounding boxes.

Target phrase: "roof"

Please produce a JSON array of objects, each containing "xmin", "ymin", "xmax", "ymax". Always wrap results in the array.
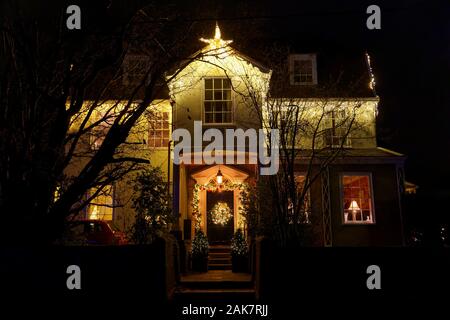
[
  {"xmin": 165, "ymin": 45, "xmax": 271, "ymax": 80},
  {"xmin": 84, "ymin": 25, "xmax": 376, "ymax": 101},
  {"xmin": 294, "ymin": 147, "xmax": 406, "ymax": 164},
  {"xmin": 269, "ymin": 50, "xmax": 376, "ymax": 99}
]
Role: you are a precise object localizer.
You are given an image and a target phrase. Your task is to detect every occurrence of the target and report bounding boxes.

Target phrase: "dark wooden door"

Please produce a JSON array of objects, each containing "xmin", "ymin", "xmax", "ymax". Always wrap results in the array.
[{"xmin": 206, "ymin": 190, "xmax": 234, "ymax": 244}]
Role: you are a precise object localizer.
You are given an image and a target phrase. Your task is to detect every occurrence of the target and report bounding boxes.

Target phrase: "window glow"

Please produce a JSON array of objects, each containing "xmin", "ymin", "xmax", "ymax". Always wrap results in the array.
[
  {"xmin": 148, "ymin": 112, "xmax": 170, "ymax": 147},
  {"xmin": 204, "ymin": 78, "xmax": 233, "ymax": 124},
  {"xmin": 342, "ymin": 175, "xmax": 374, "ymax": 224},
  {"xmin": 88, "ymin": 185, "xmax": 114, "ymax": 221}
]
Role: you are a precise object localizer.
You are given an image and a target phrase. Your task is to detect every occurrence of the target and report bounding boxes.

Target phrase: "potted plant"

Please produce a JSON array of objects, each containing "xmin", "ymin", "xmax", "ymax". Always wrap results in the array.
[
  {"xmin": 231, "ymin": 228, "xmax": 248, "ymax": 272},
  {"xmin": 191, "ymin": 230, "xmax": 209, "ymax": 272}
]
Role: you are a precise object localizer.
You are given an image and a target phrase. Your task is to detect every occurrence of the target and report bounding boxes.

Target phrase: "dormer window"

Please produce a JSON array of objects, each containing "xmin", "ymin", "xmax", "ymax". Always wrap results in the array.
[{"xmin": 289, "ymin": 54, "xmax": 317, "ymax": 85}]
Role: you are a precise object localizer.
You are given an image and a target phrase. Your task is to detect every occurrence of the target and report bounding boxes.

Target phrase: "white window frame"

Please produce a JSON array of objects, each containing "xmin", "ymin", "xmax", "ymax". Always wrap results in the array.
[
  {"xmin": 340, "ymin": 173, "xmax": 376, "ymax": 225},
  {"xmin": 202, "ymin": 77, "xmax": 234, "ymax": 125},
  {"xmin": 148, "ymin": 111, "xmax": 171, "ymax": 149},
  {"xmin": 289, "ymin": 54, "xmax": 318, "ymax": 85}
]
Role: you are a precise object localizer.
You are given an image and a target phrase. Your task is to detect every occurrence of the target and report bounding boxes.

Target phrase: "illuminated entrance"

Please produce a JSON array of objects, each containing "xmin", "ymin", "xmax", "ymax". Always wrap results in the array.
[
  {"xmin": 206, "ymin": 190, "xmax": 234, "ymax": 244},
  {"xmin": 190, "ymin": 165, "xmax": 249, "ymax": 238}
]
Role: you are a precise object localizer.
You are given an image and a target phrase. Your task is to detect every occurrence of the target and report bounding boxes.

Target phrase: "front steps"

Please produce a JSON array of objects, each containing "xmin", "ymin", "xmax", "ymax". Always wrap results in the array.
[
  {"xmin": 173, "ymin": 245, "xmax": 254, "ymax": 302},
  {"xmin": 174, "ymin": 270, "xmax": 255, "ymax": 302},
  {"xmin": 208, "ymin": 245, "xmax": 232, "ymax": 270}
]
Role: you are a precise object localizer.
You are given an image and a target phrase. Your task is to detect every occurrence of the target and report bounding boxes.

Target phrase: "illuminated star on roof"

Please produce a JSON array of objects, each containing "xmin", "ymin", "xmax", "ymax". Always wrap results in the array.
[{"xmin": 200, "ymin": 22, "xmax": 233, "ymax": 49}]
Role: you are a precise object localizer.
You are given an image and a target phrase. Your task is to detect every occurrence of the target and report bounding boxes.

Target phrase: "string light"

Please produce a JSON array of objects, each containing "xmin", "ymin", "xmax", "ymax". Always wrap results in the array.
[
  {"xmin": 209, "ymin": 201, "xmax": 233, "ymax": 225},
  {"xmin": 365, "ymin": 52, "xmax": 376, "ymax": 92}
]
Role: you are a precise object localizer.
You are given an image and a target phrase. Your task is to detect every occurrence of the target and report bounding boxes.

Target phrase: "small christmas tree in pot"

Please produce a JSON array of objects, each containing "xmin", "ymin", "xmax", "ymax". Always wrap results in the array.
[
  {"xmin": 191, "ymin": 230, "xmax": 209, "ymax": 272},
  {"xmin": 231, "ymin": 228, "xmax": 248, "ymax": 272}
]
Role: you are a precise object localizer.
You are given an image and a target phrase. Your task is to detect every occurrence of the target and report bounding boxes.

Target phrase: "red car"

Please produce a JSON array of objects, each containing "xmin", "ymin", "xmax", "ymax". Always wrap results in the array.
[{"xmin": 64, "ymin": 220, "xmax": 128, "ymax": 245}]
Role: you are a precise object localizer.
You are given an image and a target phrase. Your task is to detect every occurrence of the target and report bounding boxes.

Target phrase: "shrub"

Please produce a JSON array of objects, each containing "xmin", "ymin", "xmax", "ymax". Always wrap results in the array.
[
  {"xmin": 231, "ymin": 228, "xmax": 248, "ymax": 257},
  {"xmin": 192, "ymin": 230, "xmax": 209, "ymax": 257},
  {"xmin": 130, "ymin": 167, "xmax": 173, "ymax": 244}
]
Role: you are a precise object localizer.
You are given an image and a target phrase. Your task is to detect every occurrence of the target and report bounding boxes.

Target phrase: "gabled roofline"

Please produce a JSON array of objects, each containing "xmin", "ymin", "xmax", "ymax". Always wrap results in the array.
[
  {"xmin": 166, "ymin": 45, "xmax": 271, "ymax": 81},
  {"xmin": 376, "ymin": 147, "xmax": 405, "ymax": 157}
]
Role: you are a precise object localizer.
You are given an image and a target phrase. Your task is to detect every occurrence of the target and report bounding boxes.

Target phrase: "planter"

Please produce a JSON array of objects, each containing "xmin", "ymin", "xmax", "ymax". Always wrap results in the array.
[
  {"xmin": 232, "ymin": 255, "xmax": 248, "ymax": 273},
  {"xmin": 192, "ymin": 255, "xmax": 208, "ymax": 272}
]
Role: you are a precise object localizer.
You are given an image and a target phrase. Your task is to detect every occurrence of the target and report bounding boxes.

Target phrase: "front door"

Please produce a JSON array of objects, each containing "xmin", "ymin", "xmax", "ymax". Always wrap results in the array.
[{"xmin": 206, "ymin": 190, "xmax": 234, "ymax": 244}]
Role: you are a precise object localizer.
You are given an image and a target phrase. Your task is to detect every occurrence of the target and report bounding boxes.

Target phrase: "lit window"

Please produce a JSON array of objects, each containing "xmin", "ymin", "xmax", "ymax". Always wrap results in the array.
[
  {"xmin": 287, "ymin": 174, "xmax": 311, "ymax": 224},
  {"xmin": 148, "ymin": 112, "xmax": 170, "ymax": 148},
  {"xmin": 122, "ymin": 55, "xmax": 150, "ymax": 86},
  {"xmin": 322, "ymin": 109, "xmax": 352, "ymax": 148},
  {"xmin": 289, "ymin": 54, "xmax": 317, "ymax": 85},
  {"xmin": 204, "ymin": 78, "xmax": 233, "ymax": 124},
  {"xmin": 87, "ymin": 185, "xmax": 114, "ymax": 221},
  {"xmin": 342, "ymin": 175, "xmax": 375, "ymax": 224}
]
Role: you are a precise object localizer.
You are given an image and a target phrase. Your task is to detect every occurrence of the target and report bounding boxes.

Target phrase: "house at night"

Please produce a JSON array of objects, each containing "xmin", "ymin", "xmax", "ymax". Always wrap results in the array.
[{"xmin": 68, "ymin": 24, "xmax": 406, "ymax": 247}]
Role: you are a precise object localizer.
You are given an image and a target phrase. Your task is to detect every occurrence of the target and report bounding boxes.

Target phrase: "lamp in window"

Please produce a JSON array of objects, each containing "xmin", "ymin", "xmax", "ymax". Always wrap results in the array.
[
  {"xmin": 348, "ymin": 200, "xmax": 360, "ymax": 212},
  {"xmin": 216, "ymin": 169, "xmax": 223, "ymax": 185},
  {"xmin": 346, "ymin": 200, "xmax": 360, "ymax": 222}
]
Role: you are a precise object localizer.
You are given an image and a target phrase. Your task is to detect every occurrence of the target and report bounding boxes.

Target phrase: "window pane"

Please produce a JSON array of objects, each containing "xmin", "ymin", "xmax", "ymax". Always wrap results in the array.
[
  {"xmin": 214, "ymin": 91, "xmax": 222, "ymax": 100},
  {"xmin": 342, "ymin": 175, "xmax": 374, "ymax": 223},
  {"xmin": 223, "ymin": 89, "xmax": 231, "ymax": 100},
  {"xmin": 214, "ymin": 78, "xmax": 222, "ymax": 89},
  {"xmin": 215, "ymin": 102, "xmax": 223, "ymax": 112},
  {"xmin": 88, "ymin": 185, "xmax": 113, "ymax": 221},
  {"xmin": 205, "ymin": 90, "xmax": 213, "ymax": 100},
  {"xmin": 223, "ymin": 112, "xmax": 231, "ymax": 123},
  {"xmin": 203, "ymin": 78, "xmax": 235, "ymax": 123},
  {"xmin": 215, "ymin": 113, "xmax": 223, "ymax": 123},
  {"xmin": 148, "ymin": 112, "xmax": 170, "ymax": 148},
  {"xmin": 300, "ymin": 60, "xmax": 312, "ymax": 72},
  {"xmin": 205, "ymin": 113, "xmax": 214, "ymax": 123},
  {"xmin": 223, "ymin": 79, "xmax": 231, "ymax": 89},
  {"xmin": 292, "ymin": 58, "xmax": 313, "ymax": 84}
]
